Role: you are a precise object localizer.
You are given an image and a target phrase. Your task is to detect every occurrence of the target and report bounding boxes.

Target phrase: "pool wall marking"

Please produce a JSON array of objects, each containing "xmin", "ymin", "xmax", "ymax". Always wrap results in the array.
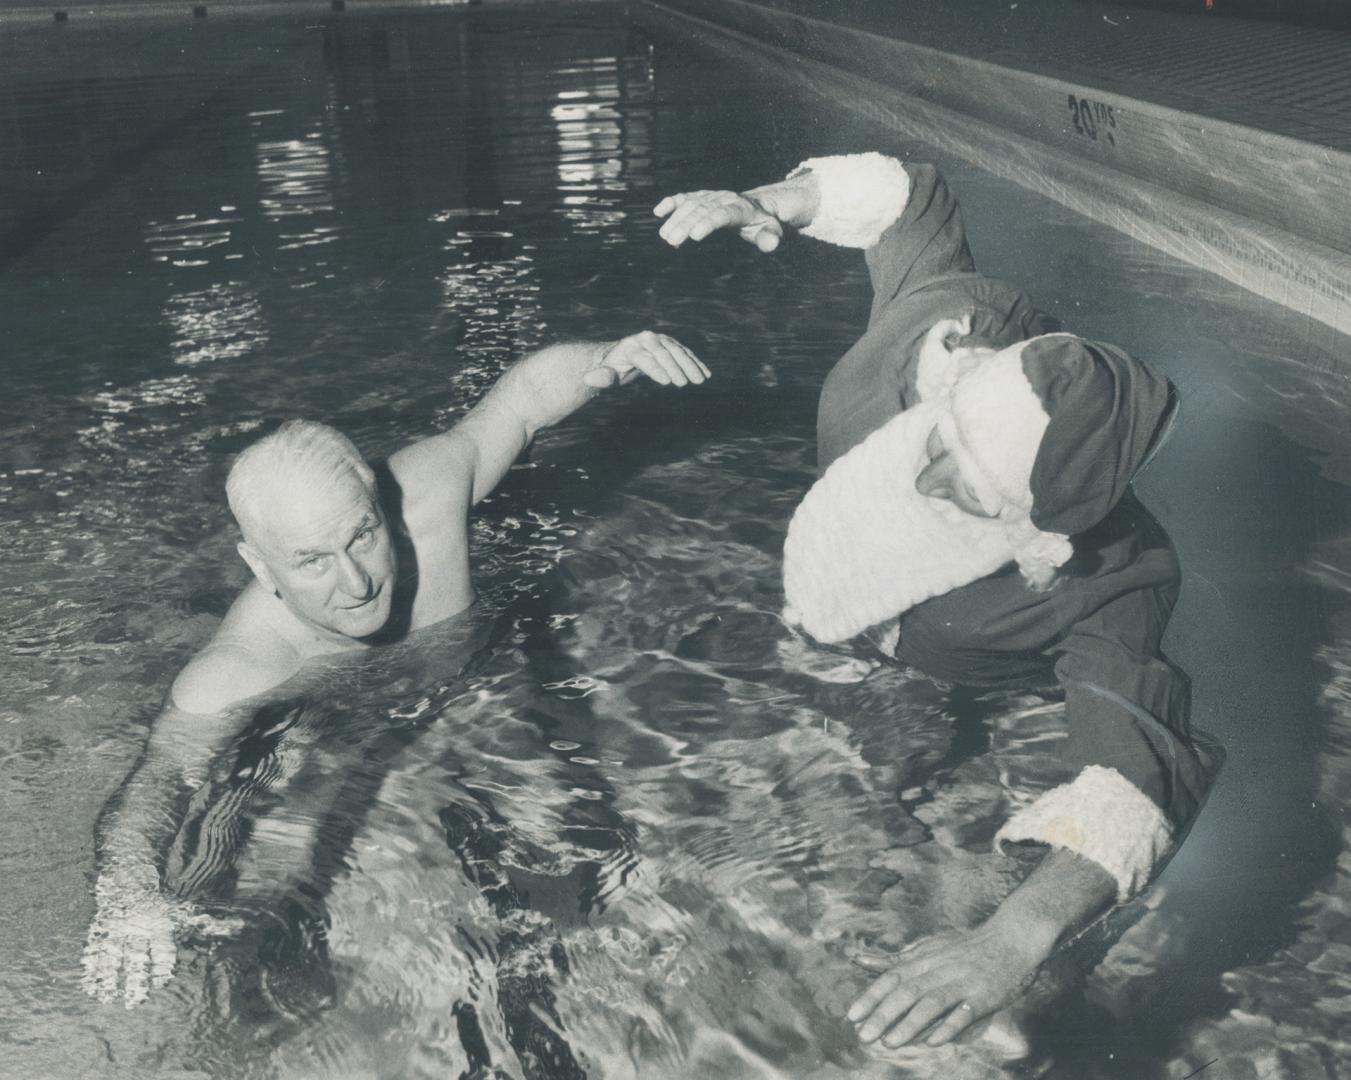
[{"xmin": 639, "ymin": 0, "xmax": 1351, "ymax": 344}]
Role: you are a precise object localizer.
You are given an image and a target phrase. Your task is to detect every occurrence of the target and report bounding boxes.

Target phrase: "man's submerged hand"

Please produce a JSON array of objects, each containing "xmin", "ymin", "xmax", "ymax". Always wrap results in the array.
[
  {"xmin": 82, "ymin": 868, "xmax": 243, "ymax": 1008},
  {"xmin": 847, "ymin": 920, "xmax": 1050, "ymax": 1048},
  {"xmin": 583, "ymin": 330, "xmax": 711, "ymax": 390}
]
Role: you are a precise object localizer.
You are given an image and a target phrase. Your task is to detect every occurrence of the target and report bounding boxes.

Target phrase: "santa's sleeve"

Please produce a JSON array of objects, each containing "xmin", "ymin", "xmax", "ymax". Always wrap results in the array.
[
  {"xmin": 787, "ymin": 155, "xmax": 977, "ymax": 323},
  {"xmin": 994, "ymin": 582, "xmax": 1223, "ymax": 902}
]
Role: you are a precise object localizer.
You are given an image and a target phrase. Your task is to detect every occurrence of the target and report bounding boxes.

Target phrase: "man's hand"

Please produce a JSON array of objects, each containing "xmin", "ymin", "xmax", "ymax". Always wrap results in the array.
[
  {"xmin": 82, "ymin": 867, "xmax": 243, "ymax": 1008},
  {"xmin": 582, "ymin": 331, "xmax": 710, "ymax": 389},
  {"xmin": 654, "ymin": 191, "xmax": 786, "ymax": 252},
  {"xmin": 847, "ymin": 920, "xmax": 1050, "ymax": 1048}
]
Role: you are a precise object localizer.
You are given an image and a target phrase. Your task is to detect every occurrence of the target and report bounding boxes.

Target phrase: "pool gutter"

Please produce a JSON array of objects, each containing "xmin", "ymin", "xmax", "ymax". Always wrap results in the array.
[{"xmin": 638, "ymin": 0, "xmax": 1351, "ymax": 343}]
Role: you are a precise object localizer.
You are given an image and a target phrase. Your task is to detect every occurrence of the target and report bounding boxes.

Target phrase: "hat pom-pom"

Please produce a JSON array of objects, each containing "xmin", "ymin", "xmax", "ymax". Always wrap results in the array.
[{"xmin": 1015, "ymin": 531, "xmax": 1073, "ymax": 591}]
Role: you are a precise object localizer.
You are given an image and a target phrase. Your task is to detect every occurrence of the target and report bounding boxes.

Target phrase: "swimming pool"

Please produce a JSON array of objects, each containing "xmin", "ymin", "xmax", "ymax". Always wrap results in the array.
[{"xmin": 2, "ymin": 4, "xmax": 1350, "ymax": 1077}]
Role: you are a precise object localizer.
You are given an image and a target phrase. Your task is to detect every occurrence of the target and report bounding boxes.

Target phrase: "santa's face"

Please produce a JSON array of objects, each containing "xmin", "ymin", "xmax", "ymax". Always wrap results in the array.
[{"xmin": 915, "ymin": 425, "xmax": 1000, "ymax": 519}]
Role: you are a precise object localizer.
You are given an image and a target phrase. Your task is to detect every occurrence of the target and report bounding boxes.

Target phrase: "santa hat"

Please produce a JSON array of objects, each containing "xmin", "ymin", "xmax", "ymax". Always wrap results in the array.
[
  {"xmin": 939, "ymin": 331, "xmax": 1177, "ymax": 540},
  {"xmin": 783, "ymin": 326, "xmax": 1178, "ymax": 643}
]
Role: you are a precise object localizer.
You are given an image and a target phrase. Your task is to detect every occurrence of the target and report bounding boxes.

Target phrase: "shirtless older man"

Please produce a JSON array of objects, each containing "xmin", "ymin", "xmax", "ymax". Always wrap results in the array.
[{"xmin": 82, "ymin": 331, "xmax": 708, "ymax": 1007}]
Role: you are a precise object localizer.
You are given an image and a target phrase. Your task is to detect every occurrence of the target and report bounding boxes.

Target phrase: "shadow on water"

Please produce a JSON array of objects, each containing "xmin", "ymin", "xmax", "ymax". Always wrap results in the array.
[{"xmin": 1026, "ymin": 389, "xmax": 1351, "ymax": 1076}]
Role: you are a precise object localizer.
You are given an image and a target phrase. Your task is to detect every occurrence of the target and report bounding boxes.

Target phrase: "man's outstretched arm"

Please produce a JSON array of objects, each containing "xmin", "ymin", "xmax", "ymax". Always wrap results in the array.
[{"xmin": 391, "ymin": 332, "xmax": 710, "ymax": 512}]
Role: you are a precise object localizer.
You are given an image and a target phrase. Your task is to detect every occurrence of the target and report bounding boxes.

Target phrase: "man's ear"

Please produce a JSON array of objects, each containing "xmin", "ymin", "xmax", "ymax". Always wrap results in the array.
[
  {"xmin": 237, "ymin": 541, "xmax": 277, "ymax": 594},
  {"xmin": 915, "ymin": 314, "xmax": 973, "ymax": 402}
]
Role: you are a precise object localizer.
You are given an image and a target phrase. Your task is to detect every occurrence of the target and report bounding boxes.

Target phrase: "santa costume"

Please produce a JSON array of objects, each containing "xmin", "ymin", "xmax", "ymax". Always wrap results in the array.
[{"xmin": 782, "ymin": 153, "xmax": 1221, "ymax": 902}]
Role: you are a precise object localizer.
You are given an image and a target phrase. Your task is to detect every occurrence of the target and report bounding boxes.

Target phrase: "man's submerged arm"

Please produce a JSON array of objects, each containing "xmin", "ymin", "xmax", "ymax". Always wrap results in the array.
[{"xmin": 83, "ymin": 656, "xmax": 263, "ymax": 1006}]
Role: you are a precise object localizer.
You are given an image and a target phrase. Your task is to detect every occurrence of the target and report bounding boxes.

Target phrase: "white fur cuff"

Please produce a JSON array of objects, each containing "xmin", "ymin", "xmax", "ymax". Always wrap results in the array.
[
  {"xmin": 788, "ymin": 153, "xmax": 911, "ymax": 249},
  {"xmin": 995, "ymin": 765, "xmax": 1173, "ymax": 902}
]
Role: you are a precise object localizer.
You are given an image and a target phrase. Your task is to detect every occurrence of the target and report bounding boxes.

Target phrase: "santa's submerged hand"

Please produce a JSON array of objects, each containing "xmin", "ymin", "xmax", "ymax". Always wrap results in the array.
[{"xmin": 847, "ymin": 921, "xmax": 1048, "ymax": 1048}]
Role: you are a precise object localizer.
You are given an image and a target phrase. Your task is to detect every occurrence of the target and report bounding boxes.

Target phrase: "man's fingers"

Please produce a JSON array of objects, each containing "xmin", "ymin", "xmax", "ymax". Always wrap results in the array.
[
  {"xmin": 120, "ymin": 939, "xmax": 152, "ymax": 1009},
  {"xmin": 655, "ymin": 336, "xmax": 706, "ymax": 385},
  {"xmin": 597, "ymin": 334, "xmax": 707, "ymax": 390},
  {"xmin": 624, "ymin": 339, "xmax": 672, "ymax": 385},
  {"xmin": 679, "ymin": 342, "xmax": 712, "ymax": 382},
  {"xmin": 644, "ymin": 334, "xmax": 688, "ymax": 386},
  {"xmin": 82, "ymin": 931, "xmax": 122, "ymax": 1003},
  {"xmin": 148, "ymin": 931, "xmax": 177, "ymax": 990}
]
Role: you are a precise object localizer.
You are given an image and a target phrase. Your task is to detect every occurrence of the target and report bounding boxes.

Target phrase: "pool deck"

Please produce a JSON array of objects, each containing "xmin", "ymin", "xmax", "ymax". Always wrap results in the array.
[{"xmin": 641, "ymin": 0, "xmax": 1351, "ymax": 341}]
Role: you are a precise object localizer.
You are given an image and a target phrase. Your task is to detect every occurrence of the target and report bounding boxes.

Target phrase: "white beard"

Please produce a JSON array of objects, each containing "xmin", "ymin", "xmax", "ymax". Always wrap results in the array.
[{"xmin": 783, "ymin": 400, "xmax": 1049, "ymax": 645}]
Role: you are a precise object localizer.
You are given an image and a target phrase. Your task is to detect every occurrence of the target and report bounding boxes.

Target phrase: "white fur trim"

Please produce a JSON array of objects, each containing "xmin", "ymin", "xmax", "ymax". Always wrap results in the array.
[
  {"xmin": 995, "ymin": 765, "xmax": 1174, "ymax": 902},
  {"xmin": 788, "ymin": 153, "xmax": 911, "ymax": 249},
  {"xmin": 783, "ymin": 401, "xmax": 1047, "ymax": 644}
]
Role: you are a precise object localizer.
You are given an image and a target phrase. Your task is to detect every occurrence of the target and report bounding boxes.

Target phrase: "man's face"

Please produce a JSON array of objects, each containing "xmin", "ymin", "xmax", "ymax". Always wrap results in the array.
[
  {"xmin": 915, "ymin": 425, "xmax": 999, "ymax": 519},
  {"xmin": 250, "ymin": 475, "xmax": 397, "ymax": 641}
]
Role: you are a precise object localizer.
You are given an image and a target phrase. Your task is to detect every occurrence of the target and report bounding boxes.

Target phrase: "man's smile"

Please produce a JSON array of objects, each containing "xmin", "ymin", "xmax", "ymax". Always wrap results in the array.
[{"xmin": 339, "ymin": 584, "xmax": 382, "ymax": 610}]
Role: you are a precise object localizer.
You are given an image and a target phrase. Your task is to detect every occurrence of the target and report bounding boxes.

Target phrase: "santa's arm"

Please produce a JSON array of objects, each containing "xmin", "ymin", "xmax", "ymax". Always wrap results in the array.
[
  {"xmin": 850, "ymin": 579, "xmax": 1220, "ymax": 1047},
  {"xmin": 848, "ymin": 847, "xmax": 1114, "ymax": 1048},
  {"xmin": 655, "ymin": 154, "xmax": 977, "ymax": 316}
]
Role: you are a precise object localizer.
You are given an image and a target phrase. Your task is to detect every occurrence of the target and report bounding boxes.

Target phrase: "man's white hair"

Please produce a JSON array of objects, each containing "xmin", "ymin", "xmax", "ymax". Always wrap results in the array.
[{"xmin": 226, "ymin": 420, "xmax": 376, "ymax": 547}]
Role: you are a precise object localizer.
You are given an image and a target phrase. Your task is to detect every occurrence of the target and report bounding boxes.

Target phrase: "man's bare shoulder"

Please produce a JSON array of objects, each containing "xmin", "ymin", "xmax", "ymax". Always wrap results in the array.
[
  {"xmin": 170, "ymin": 590, "xmax": 300, "ymax": 715},
  {"xmin": 170, "ymin": 642, "xmax": 295, "ymax": 716}
]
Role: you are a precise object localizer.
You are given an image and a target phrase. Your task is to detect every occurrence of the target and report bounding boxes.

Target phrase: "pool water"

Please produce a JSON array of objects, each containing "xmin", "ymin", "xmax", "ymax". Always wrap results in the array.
[{"xmin": 2, "ymin": 5, "xmax": 1350, "ymax": 1078}]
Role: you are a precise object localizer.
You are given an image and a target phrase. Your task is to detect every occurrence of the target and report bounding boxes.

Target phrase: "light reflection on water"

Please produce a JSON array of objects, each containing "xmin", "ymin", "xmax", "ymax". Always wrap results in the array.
[{"xmin": 0, "ymin": 6, "xmax": 1349, "ymax": 1080}]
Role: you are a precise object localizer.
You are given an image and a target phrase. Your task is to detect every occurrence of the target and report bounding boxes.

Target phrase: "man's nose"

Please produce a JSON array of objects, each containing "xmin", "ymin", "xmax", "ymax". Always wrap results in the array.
[
  {"xmin": 915, "ymin": 456, "xmax": 954, "ymax": 499},
  {"xmin": 336, "ymin": 552, "xmax": 372, "ymax": 597}
]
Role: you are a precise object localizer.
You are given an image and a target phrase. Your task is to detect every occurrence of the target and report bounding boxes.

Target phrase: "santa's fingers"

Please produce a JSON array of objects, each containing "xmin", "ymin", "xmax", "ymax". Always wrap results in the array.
[
  {"xmin": 879, "ymin": 991, "xmax": 956, "ymax": 1049},
  {"xmin": 924, "ymin": 999, "xmax": 986, "ymax": 1046},
  {"xmin": 653, "ymin": 190, "xmax": 713, "ymax": 219},
  {"xmin": 738, "ymin": 218, "xmax": 784, "ymax": 252}
]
